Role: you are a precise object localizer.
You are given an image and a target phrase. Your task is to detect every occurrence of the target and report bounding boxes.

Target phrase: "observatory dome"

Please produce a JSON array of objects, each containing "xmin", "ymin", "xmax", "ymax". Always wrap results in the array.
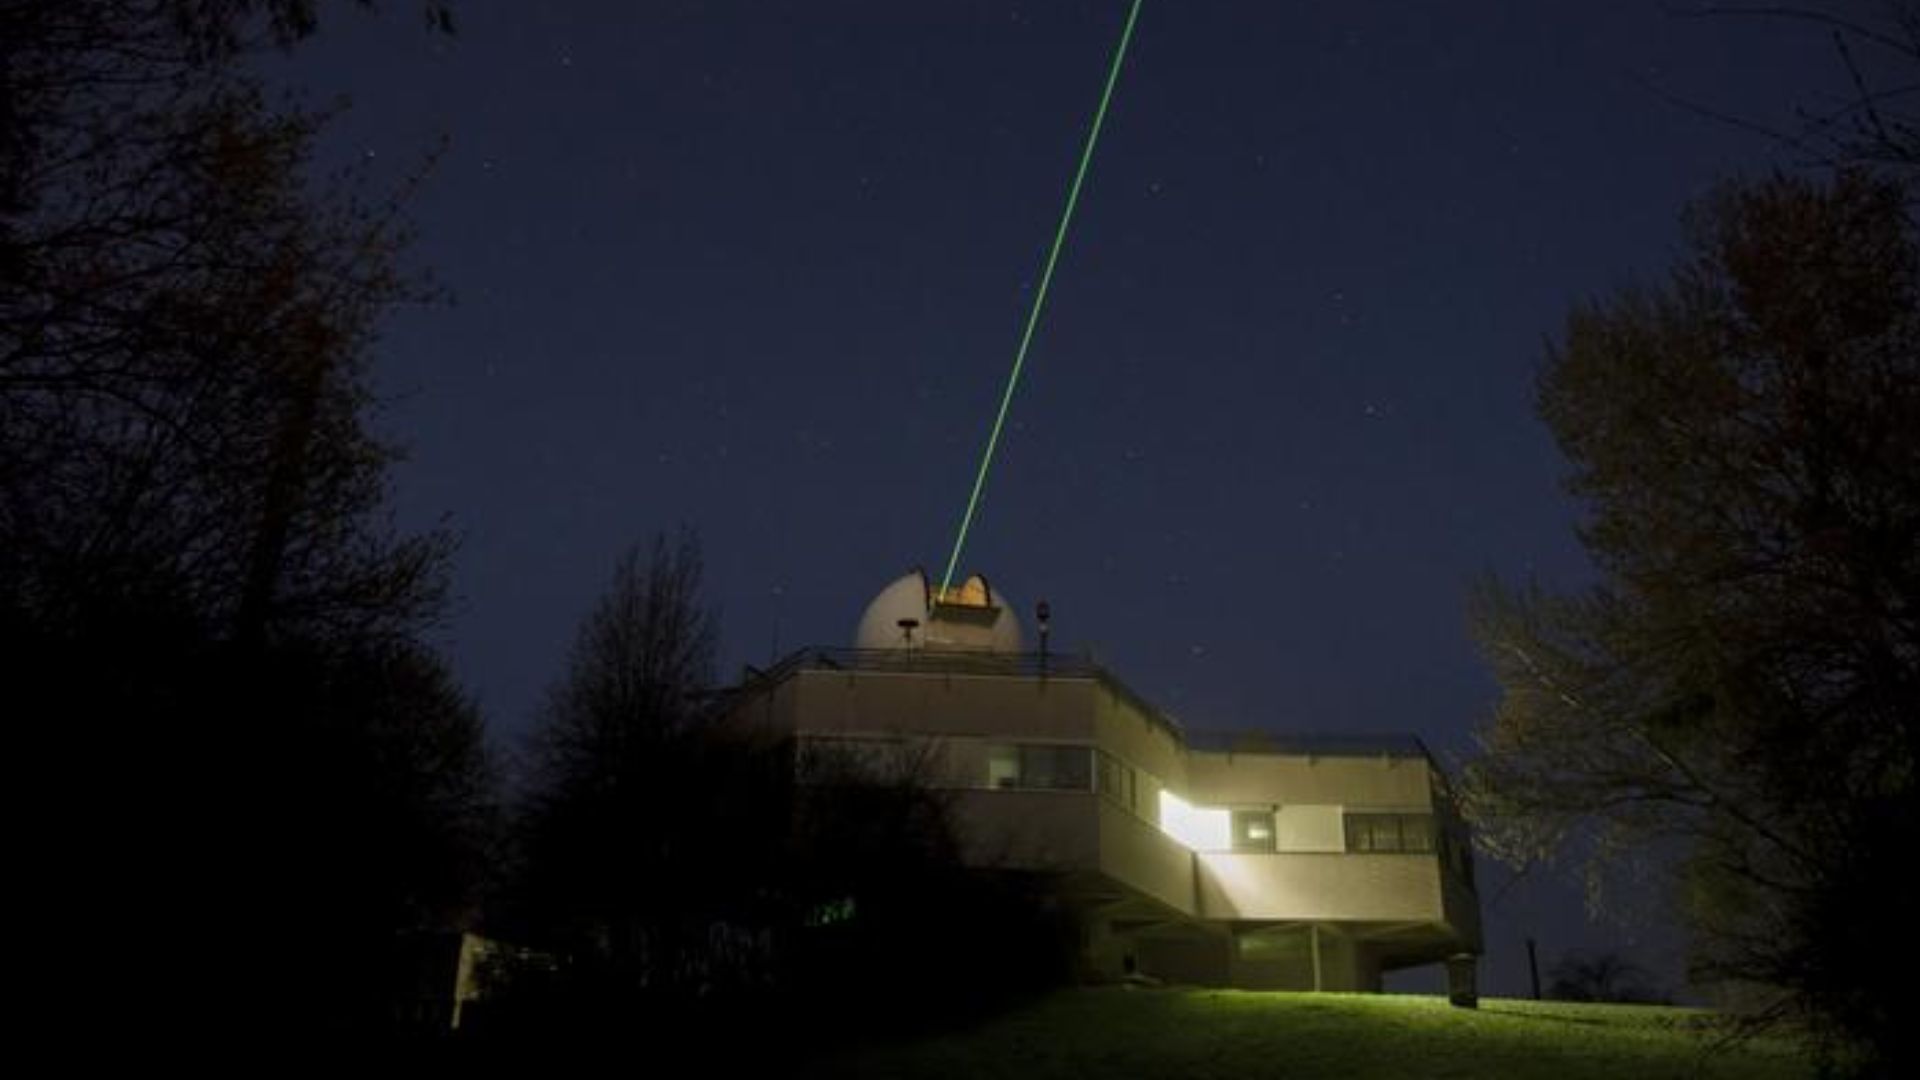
[{"xmin": 854, "ymin": 568, "xmax": 1023, "ymax": 653}]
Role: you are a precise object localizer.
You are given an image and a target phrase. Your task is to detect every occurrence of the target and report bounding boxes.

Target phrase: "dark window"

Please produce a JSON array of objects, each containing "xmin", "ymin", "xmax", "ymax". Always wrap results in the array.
[
  {"xmin": 800, "ymin": 735, "xmax": 908, "ymax": 783},
  {"xmin": 987, "ymin": 743, "xmax": 1092, "ymax": 792},
  {"xmin": 1096, "ymin": 750, "xmax": 1137, "ymax": 811},
  {"xmin": 1344, "ymin": 812, "xmax": 1436, "ymax": 853},
  {"xmin": 1231, "ymin": 809, "xmax": 1275, "ymax": 852},
  {"xmin": 1401, "ymin": 815, "xmax": 1435, "ymax": 852},
  {"xmin": 1023, "ymin": 744, "xmax": 1091, "ymax": 791}
]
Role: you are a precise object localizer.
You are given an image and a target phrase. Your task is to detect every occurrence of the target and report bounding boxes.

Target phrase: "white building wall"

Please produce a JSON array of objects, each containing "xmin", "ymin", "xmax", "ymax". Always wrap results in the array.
[{"xmin": 1274, "ymin": 804, "xmax": 1345, "ymax": 852}]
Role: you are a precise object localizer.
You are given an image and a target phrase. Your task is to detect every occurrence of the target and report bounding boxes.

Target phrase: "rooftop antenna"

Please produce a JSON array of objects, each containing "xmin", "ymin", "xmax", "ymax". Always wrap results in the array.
[
  {"xmin": 937, "ymin": 0, "xmax": 1145, "ymax": 598},
  {"xmin": 1037, "ymin": 599, "xmax": 1052, "ymax": 672}
]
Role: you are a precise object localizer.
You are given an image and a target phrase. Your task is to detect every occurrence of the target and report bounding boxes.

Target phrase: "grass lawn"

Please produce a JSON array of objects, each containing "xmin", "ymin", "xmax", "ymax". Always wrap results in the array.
[{"xmin": 808, "ymin": 988, "xmax": 1814, "ymax": 1080}]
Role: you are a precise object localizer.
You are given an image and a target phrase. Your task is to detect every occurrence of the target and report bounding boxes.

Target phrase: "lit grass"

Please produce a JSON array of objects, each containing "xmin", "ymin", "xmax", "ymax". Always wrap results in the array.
[{"xmin": 810, "ymin": 989, "xmax": 1813, "ymax": 1080}]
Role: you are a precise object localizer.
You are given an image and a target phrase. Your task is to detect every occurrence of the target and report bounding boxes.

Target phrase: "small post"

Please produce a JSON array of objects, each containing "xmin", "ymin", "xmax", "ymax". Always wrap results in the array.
[
  {"xmin": 1527, "ymin": 937, "xmax": 1542, "ymax": 1000},
  {"xmin": 1447, "ymin": 953, "xmax": 1479, "ymax": 1009},
  {"xmin": 1036, "ymin": 599, "xmax": 1052, "ymax": 672}
]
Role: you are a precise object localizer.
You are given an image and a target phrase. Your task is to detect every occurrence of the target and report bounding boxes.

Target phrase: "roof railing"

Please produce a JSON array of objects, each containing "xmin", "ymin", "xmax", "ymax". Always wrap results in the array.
[{"xmin": 735, "ymin": 649, "xmax": 1448, "ymax": 770}]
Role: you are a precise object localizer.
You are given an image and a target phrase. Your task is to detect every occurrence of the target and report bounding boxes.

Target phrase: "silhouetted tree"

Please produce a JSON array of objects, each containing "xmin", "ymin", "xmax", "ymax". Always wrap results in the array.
[
  {"xmin": 2, "ymin": 0, "xmax": 451, "ymax": 649},
  {"xmin": 782, "ymin": 740, "xmax": 1076, "ymax": 1032},
  {"xmin": 1546, "ymin": 949, "xmax": 1668, "ymax": 1005},
  {"xmin": 508, "ymin": 531, "xmax": 766, "ymax": 1012},
  {"xmin": 1465, "ymin": 171, "xmax": 1918, "ymax": 1073},
  {"xmin": 260, "ymin": 638, "xmax": 498, "ymax": 1029},
  {"xmin": 3, "ymin": 0, "xmax": 486, "ymax": 1036}
]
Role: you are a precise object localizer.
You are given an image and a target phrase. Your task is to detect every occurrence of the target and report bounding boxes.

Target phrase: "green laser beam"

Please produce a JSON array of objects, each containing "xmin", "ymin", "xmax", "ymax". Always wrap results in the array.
[{"xmin": 938, "ymin": 0, "xmax": 1144, "ymax": 598}]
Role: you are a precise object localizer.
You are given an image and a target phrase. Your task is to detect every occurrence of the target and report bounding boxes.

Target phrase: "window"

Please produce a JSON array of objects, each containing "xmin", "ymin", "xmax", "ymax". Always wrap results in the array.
[
  {"xmin": 800, "ymin": 735, "xmax": 909, "ymax": 783},
  {"xmin": 986, "ymin": 743, "xmax": 1092, "ymax": 792},
  {"xmin": 1025, "ymin": 745, "xmax": 1091, "ymax": 791},
  {"xmin": 1096, "ymin": 750, "xmax": 1137, "ymax": 812},
  {"xmin": 1231, "ymin": 808, "xmax": 1276, "ymax": 852},
  {"xmin": 1343, "ymin": 812, "xmax": 1435, "ymax": 853},
  {"xmin": 988, "ymin": 744, "xmax": 1021, "ymax": 789}
]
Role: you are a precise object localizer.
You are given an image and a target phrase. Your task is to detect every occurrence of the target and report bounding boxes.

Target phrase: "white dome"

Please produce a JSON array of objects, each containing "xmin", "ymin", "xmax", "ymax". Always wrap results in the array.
[{"xmin": 854, "ymin": 568, "xmax": 1023, "ymax": 652}]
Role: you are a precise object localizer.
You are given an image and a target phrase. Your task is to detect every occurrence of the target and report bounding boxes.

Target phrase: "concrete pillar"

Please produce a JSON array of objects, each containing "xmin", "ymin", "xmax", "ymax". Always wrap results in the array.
[{"xmin": 1310, "ymin": 924, "xmax": 1323, "ymax": 991}]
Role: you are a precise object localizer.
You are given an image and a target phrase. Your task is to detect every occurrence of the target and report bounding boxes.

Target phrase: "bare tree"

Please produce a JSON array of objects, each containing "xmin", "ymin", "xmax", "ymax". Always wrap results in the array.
[
  {"xmin": 510, "ymin": 531, "xmax": 739, "ymax": 1001},
  {"xmin": 1547, "ymin": 949, "xmax": 1669, "ymax": 1004},
  {"xmin": 2, "ymin": 0, "xmax": 451, "ymax": 648},
  {"xmin": 1667, "ymin": 3, "xmax": 1920, "ymax": 179}
]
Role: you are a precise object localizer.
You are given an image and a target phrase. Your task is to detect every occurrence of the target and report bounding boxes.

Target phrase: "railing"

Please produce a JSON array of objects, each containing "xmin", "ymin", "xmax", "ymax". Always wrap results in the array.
[
  {"xmin": 1184, "ymin": 729, "xmax": 1436, "ymax": 762},
  {"xmin": 734, "ymin": 647, "xmax": 1444, "ymax": 768},
  {"xmin": 746, "ymin": 645, "xmax": 1105, "ymax": 678}
]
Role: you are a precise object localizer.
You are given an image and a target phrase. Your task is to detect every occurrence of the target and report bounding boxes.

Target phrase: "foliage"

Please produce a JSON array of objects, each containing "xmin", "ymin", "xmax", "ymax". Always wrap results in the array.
[
  {"xmin": 2, "ymin": 0, "xmax": 486, "ymax": 1035},
  {"xmin": 2, "ymin": 0, "xmax": 452, "ymax": 648},
  {"xmin": 246, "ymin": 638, "xmax": 498, "ymax": 1029},
  {"xmin": 784, "ymin": 740, "xmax": 1078, "ymax": 1027},
  {"xmin": 1464, "ymin": 171, "xmax": 1918, "ymax": 1072}
]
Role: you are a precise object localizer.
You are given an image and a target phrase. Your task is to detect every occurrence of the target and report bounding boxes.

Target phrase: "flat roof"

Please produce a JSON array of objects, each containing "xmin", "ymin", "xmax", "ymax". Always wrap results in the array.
[
  {"xmin": 1185, "ymin": 730, "xmax": 1435, "ymax": 760},
  {"xmin": 738, "ymin": 646, "xmax": 1184, "ymax": 737}
]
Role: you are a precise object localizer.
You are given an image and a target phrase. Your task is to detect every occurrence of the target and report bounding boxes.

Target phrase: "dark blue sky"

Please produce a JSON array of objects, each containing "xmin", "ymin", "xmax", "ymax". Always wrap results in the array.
[{"xmin": 268, "ymin": 1, "xmax": 1866, "ymax": 997}]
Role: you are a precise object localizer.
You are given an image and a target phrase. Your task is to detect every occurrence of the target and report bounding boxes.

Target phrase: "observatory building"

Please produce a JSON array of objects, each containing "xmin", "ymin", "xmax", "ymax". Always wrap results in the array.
[{"xmin": 732, "ymin": 568, "xmax": 1482, "ymax": 992}]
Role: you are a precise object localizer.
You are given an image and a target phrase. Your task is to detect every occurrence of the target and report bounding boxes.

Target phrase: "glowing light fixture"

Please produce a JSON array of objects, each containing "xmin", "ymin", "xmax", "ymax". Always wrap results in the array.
[{"xmin": 1159, "ymin": 789, "xmax": 1229, "ymax": 852}]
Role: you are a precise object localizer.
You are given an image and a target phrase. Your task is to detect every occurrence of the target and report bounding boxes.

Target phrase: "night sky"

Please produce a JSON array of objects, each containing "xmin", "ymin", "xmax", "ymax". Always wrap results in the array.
[{"xmin": 266, "ymin": 2, "xmax": 1866, "ymax": 997}]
